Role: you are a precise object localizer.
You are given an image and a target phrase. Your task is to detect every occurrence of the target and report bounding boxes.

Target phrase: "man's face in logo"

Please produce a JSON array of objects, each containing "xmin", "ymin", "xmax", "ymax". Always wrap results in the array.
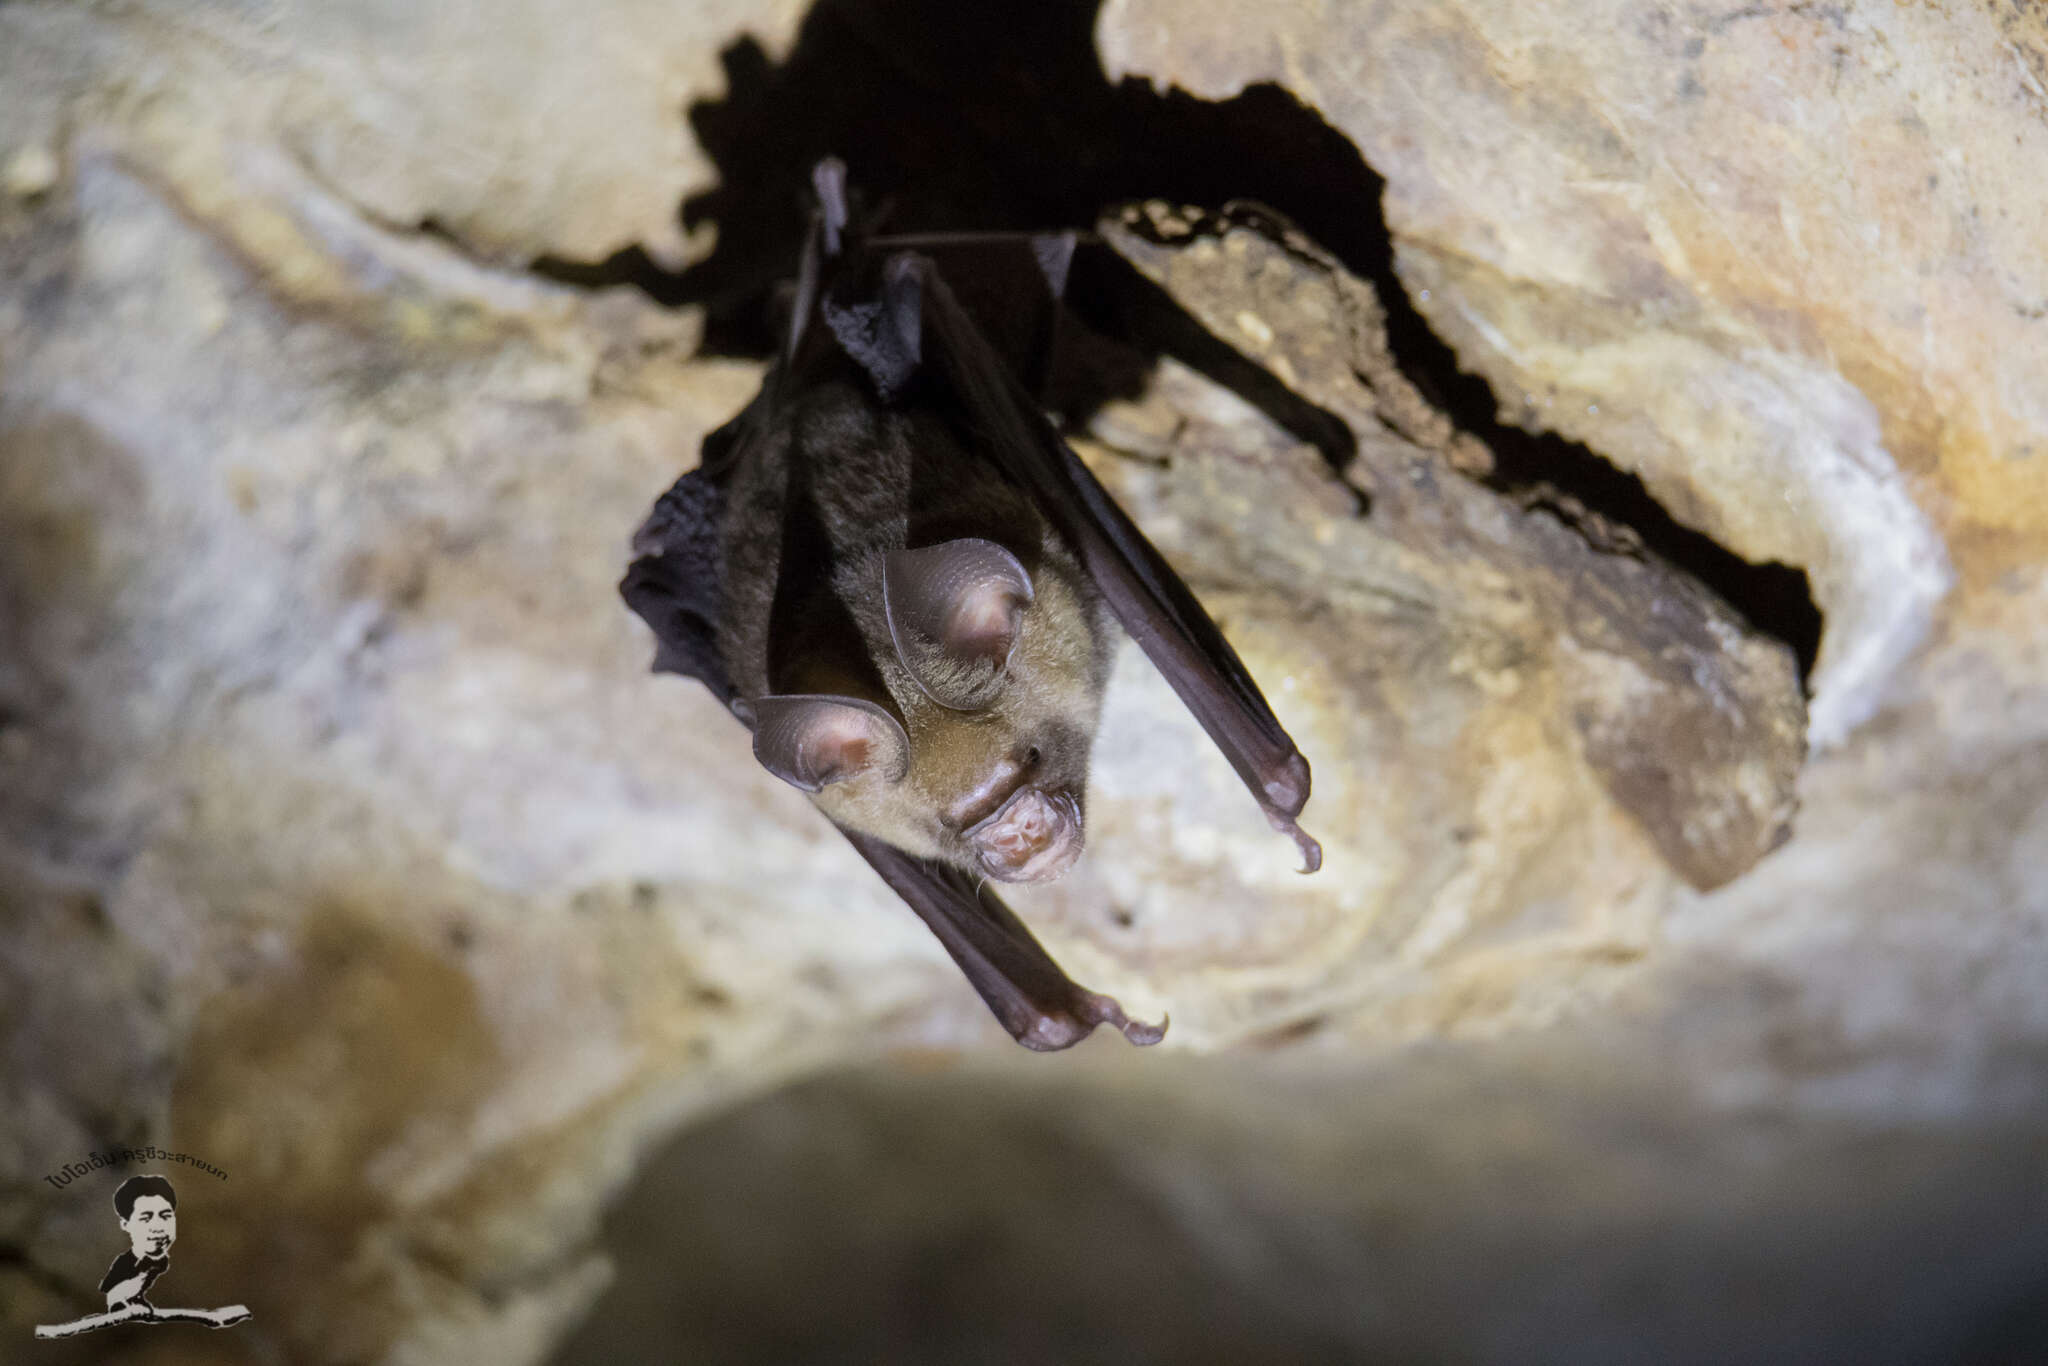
[{"xmin": 121, "ymin": 1194, "xmax": 176, "ymax": 1259}]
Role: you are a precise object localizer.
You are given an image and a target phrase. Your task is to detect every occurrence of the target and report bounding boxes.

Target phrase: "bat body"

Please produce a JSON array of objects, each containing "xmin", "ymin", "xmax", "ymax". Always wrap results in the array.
[
  {"xmin": 715, "ymin": 361, "xmax": 1115, "ymax": 883},
  {"xmin": 623, "ymin": 162, "xmax": 1318, "ymax": 1049}
]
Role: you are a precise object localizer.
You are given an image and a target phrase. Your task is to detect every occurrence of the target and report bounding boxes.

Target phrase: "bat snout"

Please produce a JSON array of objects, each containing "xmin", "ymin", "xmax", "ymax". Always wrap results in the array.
[{"xmin": 969, "ymin": 786, "xmax": 1083, "ymax": 883}]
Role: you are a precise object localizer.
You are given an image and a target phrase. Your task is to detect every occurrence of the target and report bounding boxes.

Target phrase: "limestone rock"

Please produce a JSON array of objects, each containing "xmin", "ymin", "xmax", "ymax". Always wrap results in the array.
[
  {"xmin": 1094, "ymin": 203, "xmax": 1805, "ymax": 891},
  {"xmin": 1098, "ymin": 0, "xmax": 2047, "ymax": 748},
  {"xmin": 1, "ymin": 0, "xmax": 2044, "ymax": 1361}
]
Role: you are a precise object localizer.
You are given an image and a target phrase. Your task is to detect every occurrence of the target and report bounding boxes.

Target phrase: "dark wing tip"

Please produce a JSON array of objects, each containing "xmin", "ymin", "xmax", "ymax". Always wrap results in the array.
[
  {"xmin": 1262, "ymin": 752, "xmax": 1312, "ymax": 818},
  {"xmin": 1260, "ymin": 752, "xmax": 1321, "ymax": 873}
]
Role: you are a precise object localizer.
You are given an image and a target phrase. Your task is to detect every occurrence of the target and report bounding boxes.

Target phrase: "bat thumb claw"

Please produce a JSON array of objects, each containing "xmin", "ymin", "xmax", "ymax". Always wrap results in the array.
[
  {"xmin": 1257, "ymin": 757, "xmax": 1321, "ymax": 871},
  {"xmin": 1019, "ymin": 992, "xmax": 1167, "ymax": 1050},
  {"xmin": 1113, "ymin": 1009, "xmax": 1169, "ymax": 1047},
  {"xmin": 1267, "ymin": 812, "xmax": 1323, "ymax": 874},
  {"xmin": 1294, "ymin": 828, "xmax": 1323, "ymax": 874},
  {"xmin": 1077, "ymin": 988, "xmax": 1167, "ymax": 1047},
  {"xmin": 1073, "ymin": 987, "xmax": 1171, "ymax": 1056}
]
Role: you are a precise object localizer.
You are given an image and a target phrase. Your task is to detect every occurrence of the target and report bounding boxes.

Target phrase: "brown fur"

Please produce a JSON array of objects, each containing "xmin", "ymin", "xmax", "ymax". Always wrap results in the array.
[{"xmin": 717, "ymin": 371, "xmax": 1115, "ymax": 870}]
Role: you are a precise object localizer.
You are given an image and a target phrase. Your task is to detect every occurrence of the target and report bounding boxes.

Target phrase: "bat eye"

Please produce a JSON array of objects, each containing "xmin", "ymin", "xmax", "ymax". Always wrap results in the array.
[
  {"xmin": 751, "ymin": 694, "xmax": 910, "ymax": 792},
  {"xmin": 883, "ymin": 538, "xmax": 1034, "ymax": 711}
]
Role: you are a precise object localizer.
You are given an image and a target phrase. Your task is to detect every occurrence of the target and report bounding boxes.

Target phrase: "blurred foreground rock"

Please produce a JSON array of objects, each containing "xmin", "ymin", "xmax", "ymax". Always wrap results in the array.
[
  {"xmin": 2, "ymin": 1, "xmax": 2044, "ymax": 1362},
  {"xmin": 557, "ymin": 1054, "xmax": 2048, "ymax": 1365}
]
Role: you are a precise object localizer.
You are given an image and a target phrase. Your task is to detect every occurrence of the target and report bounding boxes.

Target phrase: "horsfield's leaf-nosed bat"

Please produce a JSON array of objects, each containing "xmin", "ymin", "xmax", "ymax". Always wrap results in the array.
[{"xmin": 622, "ymin": 160, "xmax": 1320, "ymax": 1050}]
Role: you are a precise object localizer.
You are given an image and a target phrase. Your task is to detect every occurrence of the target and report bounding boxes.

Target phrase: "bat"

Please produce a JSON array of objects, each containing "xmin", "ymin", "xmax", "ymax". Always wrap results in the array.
[{"xmin": 621, "ymin": 160, "xmax": 1320, "ymax": 1050}]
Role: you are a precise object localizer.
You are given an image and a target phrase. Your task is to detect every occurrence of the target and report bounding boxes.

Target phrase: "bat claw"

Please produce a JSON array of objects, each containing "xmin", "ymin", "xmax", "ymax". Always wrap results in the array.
[
  {"xmin": 1265, "ymin": 809, "xmax": 1323, "ymax": 874},
  {"xmin": 1258, "ymin": 756, "xmax": 1320, "ymax": 871},
  {"xmin": 1112, "ymin": 1008, "xmax": 1169, "ymax": 1047},
  {"xmin": 1018, "ymin": 992, "xmax": 1167, "ymax": 1050}
]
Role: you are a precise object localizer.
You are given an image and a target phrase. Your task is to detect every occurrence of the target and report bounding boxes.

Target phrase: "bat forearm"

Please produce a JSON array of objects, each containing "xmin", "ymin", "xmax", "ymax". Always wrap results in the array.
[
  {"xmin": 904, "ymin": 252, "xmax": 1322, "ymax": 870},
  {"xmin": 841, "ymin": 824, "xmax": 1165, "ymax": 1050}
]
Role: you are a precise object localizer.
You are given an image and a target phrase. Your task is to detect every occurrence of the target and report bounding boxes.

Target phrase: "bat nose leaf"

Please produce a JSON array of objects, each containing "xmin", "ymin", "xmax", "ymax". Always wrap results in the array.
[{"xmin": 970, "ymin": 787, "xmax": 1084, "ymax": 883}]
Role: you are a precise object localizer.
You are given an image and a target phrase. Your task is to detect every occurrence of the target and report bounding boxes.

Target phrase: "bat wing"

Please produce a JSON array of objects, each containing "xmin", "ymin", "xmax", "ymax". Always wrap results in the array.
[
  {"xmin": 842, "ymin": 826, "xmax": 1165, "ymax": 1050},
  {"xmin": 619, "ymin": 389, "xmax": 762, "ymax": 707},
  {"xmin": 620, "ymin": 460, "xmax": 737, "ymax": 709},
  {"xmin": 841, "ymin": 244, "xmax": 1323, "ymax": 871},
  {"xmin": 620, "ymin": 378, "xmax": 1163, "ymax": 1050}
]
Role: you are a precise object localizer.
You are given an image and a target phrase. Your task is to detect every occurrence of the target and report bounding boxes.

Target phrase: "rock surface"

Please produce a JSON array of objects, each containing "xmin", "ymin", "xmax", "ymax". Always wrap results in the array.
[
  {"xmin": 1099, "ymin": 0, "xmax": 2046, "ymax": 749},
  {"xmin": 557, "ymin": 1055, "xmax": 2048, "ymax": 1365},
  {"xmin": 1095, "ymin": 202, "xmax": 1805, "ymax": 892},
  {"xmin": 1, "ymin": 0, "xmax": 2043, "ymax": 1362}
]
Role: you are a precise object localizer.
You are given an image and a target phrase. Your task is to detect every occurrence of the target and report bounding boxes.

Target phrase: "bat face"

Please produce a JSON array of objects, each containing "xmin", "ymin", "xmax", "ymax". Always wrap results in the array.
[{"xmin": 762, "ymin": 528, "xmax": 1114, "ymax": 884}]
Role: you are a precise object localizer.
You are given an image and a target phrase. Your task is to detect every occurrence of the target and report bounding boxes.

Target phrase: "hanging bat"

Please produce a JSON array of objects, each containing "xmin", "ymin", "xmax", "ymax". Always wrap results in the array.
[{"xmin": 621, "ymin": 160, "xmax": 1320, "ymax": 1051}]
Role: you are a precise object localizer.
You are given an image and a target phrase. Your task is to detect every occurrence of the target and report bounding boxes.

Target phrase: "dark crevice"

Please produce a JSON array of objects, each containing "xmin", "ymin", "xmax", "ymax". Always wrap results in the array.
[
  {"xmin": 532, "ymin": 242, "xmax": 690, "ymax": 306},
  {"xmin": 1356, "ymin": 211, "xmax": 1825, "ymax": 686},
  {"xmin": 1493, "ymin": 458, "xmax": 1823, "ymax": 686},
  {"xmin": 1058, "ymin": 245, "xmax": 1360, "ymax": 477},
  {"xmin": 532, "ymin": 0, "xmax": 1820, "ymax": 685}
]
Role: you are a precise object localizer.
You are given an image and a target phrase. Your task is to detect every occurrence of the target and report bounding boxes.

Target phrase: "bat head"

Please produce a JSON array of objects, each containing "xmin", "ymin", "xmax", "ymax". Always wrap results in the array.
[{"xmin": 752, "ymin": 535, "xmax": 1111, "ymax": 883}]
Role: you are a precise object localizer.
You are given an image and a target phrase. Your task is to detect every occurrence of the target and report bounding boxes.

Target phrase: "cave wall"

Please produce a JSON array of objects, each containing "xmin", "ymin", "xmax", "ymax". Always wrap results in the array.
[{"xmin": 2, "ymin": 1, "xmax": 2044, "ymax": 1361}]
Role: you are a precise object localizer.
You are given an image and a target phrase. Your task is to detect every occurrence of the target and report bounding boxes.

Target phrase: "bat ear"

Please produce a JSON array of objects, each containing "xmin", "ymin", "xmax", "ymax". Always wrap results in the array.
[
  {"xmin": 883, "ymin": 538, "xmax": 1035, "ymax": 711},
  {"xmin": 752, "ymin": 695, "xmax": 910, "ymax": 792}
]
